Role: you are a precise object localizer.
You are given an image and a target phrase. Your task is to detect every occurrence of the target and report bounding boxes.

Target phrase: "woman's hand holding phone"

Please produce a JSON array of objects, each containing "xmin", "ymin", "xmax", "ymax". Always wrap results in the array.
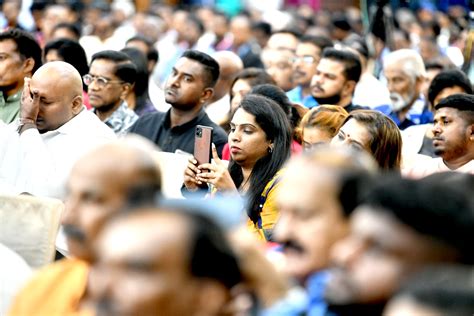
[{"xmin": 196, "ymin": 144, "xmax": 237, "ymax": 192}]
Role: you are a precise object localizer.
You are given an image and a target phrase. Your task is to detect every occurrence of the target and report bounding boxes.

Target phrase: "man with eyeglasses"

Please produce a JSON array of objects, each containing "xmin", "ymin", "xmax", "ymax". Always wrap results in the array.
[
  {"xmin": 86, "ymin": 50, "xmax": 139, "ymax": 135},
  {"xmin": 0, "ymin": 61, "xmax": 115, "ymax": 198},
  {"xmin": 287, "ymin": 36, "xmax": 333, "ymax": 109}
]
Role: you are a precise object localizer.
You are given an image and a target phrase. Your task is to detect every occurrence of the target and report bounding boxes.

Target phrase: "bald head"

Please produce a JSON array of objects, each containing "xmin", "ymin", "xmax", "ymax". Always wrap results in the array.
[
  {"xmin": 30, "ymin": 61, "xmax": 84, "ymax": 132},
  {"xmin": 34, "ymin": 61, "xmax": 82, "ymax": 98},
  {"xmin": 210, "ymin": 51, "xmax": 243, "ymax": 102},
  {"xmin": 62, "ymin": 137, "xmax": 162, "ymax": 261}
]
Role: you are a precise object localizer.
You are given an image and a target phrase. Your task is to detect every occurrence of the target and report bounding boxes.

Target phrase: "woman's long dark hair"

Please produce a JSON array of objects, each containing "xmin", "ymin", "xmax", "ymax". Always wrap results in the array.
[{"xmin": 228, "ymin": 94, "xmax": 292, "ymax": 223}]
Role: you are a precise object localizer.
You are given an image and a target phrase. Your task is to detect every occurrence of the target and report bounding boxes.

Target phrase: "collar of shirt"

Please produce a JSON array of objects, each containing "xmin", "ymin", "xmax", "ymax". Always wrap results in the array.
[
  {"xmin": 163, "ymin": 108, "xmax": 207, "ymax": 134},
  {"xmin": 47, "ymin": 106, "xmax": 88, "ymax": 136},
  {"xmin": 0, "ymin": 89, "xmax": 22, "ymax": 106}
]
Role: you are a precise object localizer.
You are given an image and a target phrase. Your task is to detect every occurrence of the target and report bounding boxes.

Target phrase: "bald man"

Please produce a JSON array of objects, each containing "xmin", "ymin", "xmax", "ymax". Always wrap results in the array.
[
  {"xmin": 0, "ymin": 61, "xmax": 115, "ymax": 199},
  {"xmin": 8, "ymin": 139, "xmax": 162, "ymax": 316},
  {"xmin": 206, "ymin": 51, "xmax": 243, "ymax": 124}
]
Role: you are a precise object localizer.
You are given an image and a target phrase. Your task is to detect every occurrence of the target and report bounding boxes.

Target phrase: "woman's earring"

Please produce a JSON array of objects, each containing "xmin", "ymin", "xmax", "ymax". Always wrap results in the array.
[{"xmin": 268, "ymin": 147, "xmax": 273, "ymax": 153}]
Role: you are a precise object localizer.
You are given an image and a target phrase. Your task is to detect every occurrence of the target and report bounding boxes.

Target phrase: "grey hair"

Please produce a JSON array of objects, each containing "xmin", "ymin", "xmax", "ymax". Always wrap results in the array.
[{"xmin": 384, "ymin": 49, "xmax": 426, "ymax": 79}]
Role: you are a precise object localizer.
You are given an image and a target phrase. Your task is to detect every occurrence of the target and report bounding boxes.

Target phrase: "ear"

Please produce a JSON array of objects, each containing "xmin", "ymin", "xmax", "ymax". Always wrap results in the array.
[
  {"xmin": 71, "ymin": 95, "xmax": 83, "ymax": 115},
  {"xmin": 468, "ymin": 124, "xmax": 474, "ymax": 141},
  {"xmin": 414, "ymin": 75, "xmax": 424, "ymax": 93},
  {"xmin": 193, "ymin": 280, "xmax": 229, "ymax": 316},
  {"xmin": 120, "ymin": 83, "xmax": 133, "ymax": 100},
  {"xmin": 200, "ymin": 87, "xmax": 214, "ymax": 105},
  {"xmin": 342, "ymin": 80, "xmax": 356, "ymax": 97},
  {"xmin": 22, "ymin": 57, "xmax": 35, "ymax": 75}
]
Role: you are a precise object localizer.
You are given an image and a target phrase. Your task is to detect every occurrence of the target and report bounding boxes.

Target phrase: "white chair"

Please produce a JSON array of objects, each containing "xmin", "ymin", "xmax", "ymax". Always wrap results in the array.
[{"xmin": 0, "ymin": 194, "xmax": 64, "ymax": 268}]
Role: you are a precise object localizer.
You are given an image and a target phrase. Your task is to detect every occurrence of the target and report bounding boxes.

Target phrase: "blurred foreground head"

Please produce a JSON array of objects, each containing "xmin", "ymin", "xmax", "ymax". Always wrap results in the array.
[
  {"xmin": 88, "ymin": 207, "xmax": 242, "ymax": 316},
  {"xmin": 62, "ymin": 136, "xmax": 162, "ymax": 262},
  {"xmin": 325, "ymin": 173, "xmax": 474, "ymax": 315},
  {"xmin": 384, "ymin": 265, "xmax": 474, "ymax": 316},
  {"xmin": 274, "ymin": 145, "xmax": 377, "ymax": 280}
]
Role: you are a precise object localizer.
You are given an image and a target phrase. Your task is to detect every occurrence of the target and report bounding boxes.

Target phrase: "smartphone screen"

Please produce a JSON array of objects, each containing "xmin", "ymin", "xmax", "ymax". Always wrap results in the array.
[{"xmin": 194, "ymin": 125, "xmax": 213, "ymax": 166}]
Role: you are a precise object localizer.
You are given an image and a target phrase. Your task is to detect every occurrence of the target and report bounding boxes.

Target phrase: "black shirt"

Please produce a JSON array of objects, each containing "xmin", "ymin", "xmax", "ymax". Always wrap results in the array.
[
  {"xmin": 344, "ymin": 102, "xmax": 368, "ymax": 113},
  {"xmin": 128, "ymin": 109, "xmax": 228, "ymax": 157}
]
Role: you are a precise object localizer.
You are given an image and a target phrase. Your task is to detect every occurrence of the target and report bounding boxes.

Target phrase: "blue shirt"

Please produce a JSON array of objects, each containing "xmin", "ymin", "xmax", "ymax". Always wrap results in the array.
[{"xmin": 287, "ymin": 85, "xmax": 319, "ymax": 109}]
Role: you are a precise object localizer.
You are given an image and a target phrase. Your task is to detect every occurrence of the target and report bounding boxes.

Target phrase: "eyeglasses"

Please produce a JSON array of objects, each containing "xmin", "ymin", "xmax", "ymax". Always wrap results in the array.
[
  {"xmin": 83, "ymin": 74, "xmax": 124, "ymax": 88},
  {"xmin": 291, "ymin": 56, "xmax": 318, "ymax": 64}
]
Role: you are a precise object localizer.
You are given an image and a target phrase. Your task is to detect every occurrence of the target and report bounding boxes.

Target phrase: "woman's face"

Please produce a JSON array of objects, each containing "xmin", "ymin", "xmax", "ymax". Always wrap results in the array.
[
  {"xmin": 230, "ymin": 79, "xmax": 251, "ymax": 113},
  {"xmin": 330, "ymin": 118, "xmax": 372, "ymax": 152},
  {"xmin": 229, "ymin": 108, "xmax": 271, "ymax": 168},
  {"xmin": 303, "ymin": 127, "xmax": 333, "ymax": 150},
  {"xmin": 45, "ymin": 49, "xmax": 63, "ymax": 63}
]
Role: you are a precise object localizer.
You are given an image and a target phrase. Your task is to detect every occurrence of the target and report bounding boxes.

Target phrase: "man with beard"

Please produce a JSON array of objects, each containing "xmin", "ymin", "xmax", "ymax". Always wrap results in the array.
[
  {"xmin": 310, "ymin": 48, "xmax": 366, "ymax": 113},
  {"xmin": 87, "ymin": 50, "xmax": 139, "ymax": 135},
  {"xmin": 383, "ymin": 49, "xmax": 432, "ymax": 130},
  {"xmin": 8, "ymin": 139, "xmax": 162, "ymax": 316},
  {"xmin": 129, "ymin": 50, "xmax": 227, "ymax": 156},
  {"xmin": 287, "ymin": 35, "xmax": 333, "ymax": 108},
  {"xmin": 324, "ymin": 174, "xmax": 474, "ymax": 316},
  {"xmin": 272, "ymin": 146, "xmax": 377, "ymax": 314},
  {"xmin": 406, "ymin": 94, "xmax": 474, "ymax": 177}
]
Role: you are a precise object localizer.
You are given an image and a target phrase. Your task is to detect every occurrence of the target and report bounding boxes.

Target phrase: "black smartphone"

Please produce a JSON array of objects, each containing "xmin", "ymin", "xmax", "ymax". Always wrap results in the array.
[{"xmin": 194, "ymin": 125, "xmax": 213, "ymax": 166}]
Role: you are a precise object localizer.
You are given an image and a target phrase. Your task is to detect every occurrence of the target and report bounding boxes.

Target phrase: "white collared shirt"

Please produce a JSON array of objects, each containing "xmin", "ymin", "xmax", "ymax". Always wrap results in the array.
[{"xmin": 0, "ymin": 107, "xmax": 116, "ymax": 199}]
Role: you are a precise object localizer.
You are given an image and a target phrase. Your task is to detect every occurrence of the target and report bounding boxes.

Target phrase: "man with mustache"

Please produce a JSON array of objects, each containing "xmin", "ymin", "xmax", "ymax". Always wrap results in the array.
[
  {"xmin": 87, "ymin": 50, "xmax": 139, "ymax": 135},
  {"xmin": 129, "ymin": 50, "xmax": 227, "ymax": 156},
  {"xmin": 0, "ymin": 61, "xmax": 115, "ymax": 198},
  {"xmin": 310, "ymin": 48, "xmax": 366, "ymax": 113},
  {"xmin": 272, "ymin": 146, "xmax": 377, "ymax": 314},
  {"xmin": 8, "ymin": 138, "xmax": 162, "ymax": 316},
  {"xmin": 324, "ymin": 174, "xmax": 474, "ymax": 315},
  {"xmin": 407, "ymin": 94, "xmax": 474, "ymax": 177},
  {"xmin": 383, "ymin": 49, "xmax": 432, "ymax": 130},
  {"xmin": 287, "ymin": 35, "xmax": 333, "ymax": 108}
]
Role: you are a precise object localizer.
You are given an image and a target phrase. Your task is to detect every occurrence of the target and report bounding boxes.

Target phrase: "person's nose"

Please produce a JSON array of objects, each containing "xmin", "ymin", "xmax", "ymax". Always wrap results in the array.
[
  {"xmin": 330, "ymin": 237, "xmax": 365, "ymax": 269},
  {"xmin": 432, "ymin": 122, "xmax": 442, "ymax": 136},
  {"xmin": 273, "ymin": 211, "xmax": 293, "ymax": 243}
]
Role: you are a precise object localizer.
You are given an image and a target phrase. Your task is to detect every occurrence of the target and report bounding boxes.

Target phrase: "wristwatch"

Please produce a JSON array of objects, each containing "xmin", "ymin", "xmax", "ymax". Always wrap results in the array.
[{"xmin": 17, "ymin": 119, "xmax": 37, "ymax": 134}]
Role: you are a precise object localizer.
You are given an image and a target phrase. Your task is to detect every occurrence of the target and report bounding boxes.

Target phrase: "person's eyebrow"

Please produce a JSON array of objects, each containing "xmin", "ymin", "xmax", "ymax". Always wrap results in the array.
[{"xmin": 229, "ymin": 123, "xmax": 257, "ymax": 129}]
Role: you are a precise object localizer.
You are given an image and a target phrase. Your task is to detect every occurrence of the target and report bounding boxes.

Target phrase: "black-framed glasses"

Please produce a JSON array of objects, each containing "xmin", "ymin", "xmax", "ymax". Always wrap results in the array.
[{"xmin": 83, "ymin": 74, "xmax": 124, "ymax": 88}]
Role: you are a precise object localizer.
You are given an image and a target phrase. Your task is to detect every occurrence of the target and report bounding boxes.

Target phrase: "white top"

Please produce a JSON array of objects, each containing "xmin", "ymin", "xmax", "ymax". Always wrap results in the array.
[
  {"xmin": 0, "ymin": 107, "xmax": 116, "ymax": 199},
  {"xmin": 0, "ymin": 242, "xmax": 32, "ymax": 315},
  {"xmin": 403, "ymin": 156, "xmax": 474, "ymax": 179},
  {"xmin": 205, "ymin": 94, "xmax": 230, "ymax": 125},
  {"xmin": 353, "ymin": 72, "xmax": 391, "ymax": 109}
]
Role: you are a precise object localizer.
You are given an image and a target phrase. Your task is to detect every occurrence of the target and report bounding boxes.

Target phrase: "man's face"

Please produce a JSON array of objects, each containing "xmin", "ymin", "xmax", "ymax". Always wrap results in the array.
[
  {"xmin": 164, "ymin": 57, "xmax": 208, "ymax": 110},
  {"xmin": 0, "ymin": 39, "xmax": 31, "ymax": 94},
  {"xmin": 311, "ymin": 58, "xmax": 346, "ymax": 105},
  {"xmin": 274, "ymin": 161, "xmax": 349, "ymax": 280},
  {"xmin": 63, "ymin": 159, "xmax": 136, "ymax": 261},
  {"xmin": 266, "ymin": 33, "xmax": 299, "ymax": 52},
  {"xmin": 262, "ymin": 49, "xmax": 294, "ymax": 91},
  {"xmin": 293, "ymin": 43, "xmax": 321, "ymax": 87},
  {"xmin": 325, "ymin": 207, "xmax": 449, "ymax": 306},
  {"xmin": 432, "ymin": 107, "xmax": 471, "ymax": 161},
  {"xmin": 30, "ymin": 70, "xmax": 76, "ymax": 133},
  {"xmin": 384, "ymin": 65, "xmax": 419, "ymax": 112},
  {"xmin": 433, "ymin": 86, "xmax": 465, "ymax": 107},
  {"xmin": 88, "ymin": 212, "xmax": 200, "ymax": 316},
  {"xmin": 87, "ymin": 59, "xmax": 127, "ymax": 111}
]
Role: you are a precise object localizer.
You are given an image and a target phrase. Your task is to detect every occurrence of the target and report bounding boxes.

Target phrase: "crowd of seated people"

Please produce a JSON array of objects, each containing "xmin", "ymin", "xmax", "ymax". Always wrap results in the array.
[{"xmin": 0, "ymin": 1, "xmax": 473, "ymax": 315}]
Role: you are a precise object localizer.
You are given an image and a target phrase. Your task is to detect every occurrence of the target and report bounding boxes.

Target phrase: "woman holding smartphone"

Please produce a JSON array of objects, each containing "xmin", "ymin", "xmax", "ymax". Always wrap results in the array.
[{"xmin": 184, "ymin": 94, "xmax": 292, "ymax": 241}]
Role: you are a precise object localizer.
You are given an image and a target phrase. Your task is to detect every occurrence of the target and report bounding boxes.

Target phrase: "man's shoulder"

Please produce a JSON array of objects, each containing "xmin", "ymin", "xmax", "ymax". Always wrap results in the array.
[
  {"xmin": 8, "ymin": 259, "xmax": 89, "ymax": 315},
  {"xmin": 129, "ymin": 111, "xmax": 166, "ymax": 134}
]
